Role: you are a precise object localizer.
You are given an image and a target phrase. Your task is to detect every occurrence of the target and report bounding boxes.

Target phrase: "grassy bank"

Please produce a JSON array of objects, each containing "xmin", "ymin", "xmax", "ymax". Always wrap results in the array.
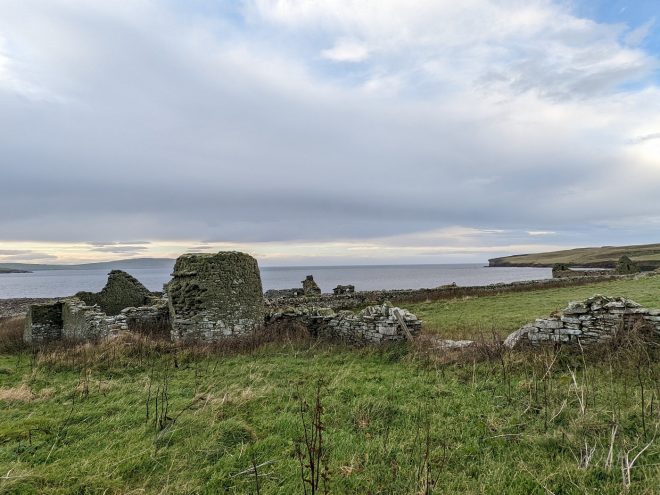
[
  {"xmin": 488, "ymin": 242, "xmax": 660, "ymax": 268},
  {"xmin": 408, "ymin": 275, "xmax": 660, "ymax": 340}
]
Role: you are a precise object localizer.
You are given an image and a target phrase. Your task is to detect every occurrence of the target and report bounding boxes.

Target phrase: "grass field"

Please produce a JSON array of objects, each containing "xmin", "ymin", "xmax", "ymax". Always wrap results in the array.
[
  {"xmin": 488, "ymin": 242, "xmax": 660, "ymax": 268},
  {"xmin": 408, "ymin": 275, "xmax": 660, "ymax": 340},
  {"xmin": 1, "ymin": 277, "xmax": 659, "ymax": 494}
]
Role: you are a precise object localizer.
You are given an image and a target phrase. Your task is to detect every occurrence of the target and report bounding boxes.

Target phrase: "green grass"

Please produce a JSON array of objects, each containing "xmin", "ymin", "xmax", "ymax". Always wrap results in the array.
[
  {"xmin": 0, "ymin": 338, "xmax": 659, "ymax": 494},
  {"xmin": 2, "ymin": 276, "xmax": 660, "ymax": 494},
  {"xmin": 408, "ymin": 275, "xmax": 660, "ymax": 340}
]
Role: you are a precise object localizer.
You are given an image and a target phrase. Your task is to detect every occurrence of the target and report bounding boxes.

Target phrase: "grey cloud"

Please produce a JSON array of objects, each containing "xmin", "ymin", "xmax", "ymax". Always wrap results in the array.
[
  {"xmin": 0, "ymin": 1, "xmax": 659, "ymax": 256},
  {"xmin": 628, "ymin": 132, "xmax": 660, "ymax": 144},
  {"xmin": 0, "ymin": 253, "xmax": 58, "ymax": 261}
]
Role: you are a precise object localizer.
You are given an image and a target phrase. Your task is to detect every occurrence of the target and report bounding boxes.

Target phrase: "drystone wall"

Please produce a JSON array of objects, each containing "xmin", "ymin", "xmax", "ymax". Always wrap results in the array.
[
  {"xmin": 24, "ymin": 297, "xmax": 127, "ymax": 343},
  {"xmin": 75, "ymin": 270, "xmax": 153, "ymax": 315},
  {"xmin": 265, "ymin": 274, "xmax": 640, "ymax": 311},
  {"xmin": 23, "ymin": 269, "xmax": 169, "ymax": 344},
  {"xmin": 60, "ymin": 297, "xmax": 128, "ymax": 341},
  {"xmin": 266, "ymin": 303, "xmax": 421, "ymax": 344},
  {"xmin": 167, "ymin": 252, "xmax": 265, "ymax": 341},
  {"xmin": 121, "ymin": 296, "xmax": 170, "ymax": 332},
  {"xmin": 504, "ymin": 295, "xmax": 660, "ymax": 349}
]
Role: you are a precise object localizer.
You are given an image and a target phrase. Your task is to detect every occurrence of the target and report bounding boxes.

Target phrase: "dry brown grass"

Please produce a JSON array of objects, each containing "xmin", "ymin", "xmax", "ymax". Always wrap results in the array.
[
  {"xmin": 0, "ymin": 317, "xmax": 26, "ymax": 352},
  {"xmin": 0, "ymin": 383, "xmax": 35, "ymax": 402}
]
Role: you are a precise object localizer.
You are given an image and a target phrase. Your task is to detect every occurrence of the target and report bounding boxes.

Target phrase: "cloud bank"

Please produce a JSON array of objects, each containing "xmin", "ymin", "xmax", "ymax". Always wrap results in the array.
[{"xmin": 0, "ymin": 0, "xmax": 659, "ymax": 263}]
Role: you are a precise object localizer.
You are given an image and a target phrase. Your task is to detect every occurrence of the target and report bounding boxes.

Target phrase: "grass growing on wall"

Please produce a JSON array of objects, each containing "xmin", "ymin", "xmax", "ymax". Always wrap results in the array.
[{"xmin": 408, "ymin": 275, "xmax": 660, "ymax": 339}]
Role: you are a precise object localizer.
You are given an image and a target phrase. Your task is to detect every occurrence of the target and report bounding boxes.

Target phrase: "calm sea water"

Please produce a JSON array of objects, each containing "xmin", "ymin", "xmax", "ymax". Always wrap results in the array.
[{"xmin": 0, "ymin": 264, "xmax": 552, "ymax": 299}]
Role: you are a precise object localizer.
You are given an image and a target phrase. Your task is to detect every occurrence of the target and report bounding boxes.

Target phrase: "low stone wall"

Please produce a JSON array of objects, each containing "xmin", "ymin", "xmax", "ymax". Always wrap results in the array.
[
  {"xmin": 121, "ymin": 296, "xmax": 170, "ymax": 332},
  {"xmin": 61, "ymin": 297, "xmax": 127, "ymax": 341},
  {"xmin": 265, "ymin": 274, "xmax": 641, "ymax": 311},
  {"xmin": 266, "ymin": 303, "xmax": 421, "ymax": 344},
  {"xmin": 505, "ymin": 295, "xmax": 660, "ymax": 349}
]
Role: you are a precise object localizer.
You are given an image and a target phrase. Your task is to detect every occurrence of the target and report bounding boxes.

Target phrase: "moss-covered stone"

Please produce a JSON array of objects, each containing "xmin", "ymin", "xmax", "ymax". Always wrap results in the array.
[
  {"xmin": 75, "ymin": 270, "xmax": 152, "ymax": 315},
  {"xmin": 615, "ymin": 255, "xmax": 640, "ymax": 274},
  {"xmin": 167, "ymin": 251, "xmax": 265, "ymax": 341}
]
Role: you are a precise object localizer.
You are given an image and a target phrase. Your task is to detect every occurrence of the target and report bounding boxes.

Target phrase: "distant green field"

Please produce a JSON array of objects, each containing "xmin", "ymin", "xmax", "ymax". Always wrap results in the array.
[
  {"xmin": 408, "ymin": 275, "xmax": 660, "ymax": 339},
  {"xmin": 489, "ymin": 242, "xmax": 660, "ymax": 268}
]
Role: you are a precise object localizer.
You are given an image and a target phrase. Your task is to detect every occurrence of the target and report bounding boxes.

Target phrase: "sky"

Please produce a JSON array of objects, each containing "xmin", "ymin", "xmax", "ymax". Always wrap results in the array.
[{"xmin": 0, "ymin": 0, "xmax": 659, "ymax": 266}]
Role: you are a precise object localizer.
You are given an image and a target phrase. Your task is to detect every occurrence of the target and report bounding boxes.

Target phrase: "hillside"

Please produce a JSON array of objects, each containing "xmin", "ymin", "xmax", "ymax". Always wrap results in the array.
[
  {"xmin": 0, "ymin": 257, "xmax": 175, "ymax": 272},
  {"xmin": 489, "ymin": 242, "xmax": 660, "ymax": 269}
]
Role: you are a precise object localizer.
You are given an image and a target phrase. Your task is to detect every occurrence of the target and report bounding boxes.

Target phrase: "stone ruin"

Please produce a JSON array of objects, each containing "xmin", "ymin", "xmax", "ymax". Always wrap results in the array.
[
  {"xmin": 24, "ymin": 271, "xmax": 169, "ymax": 344},
  {"xmin": 333, "ymin": 284, "xmax": 355, "ymax": 295},
  {"xmin": 302, "ymin": 275, "xmax": 321, "ymax": 295},
  {"xmin": 167, "ymin": 252, "xmax": 265, "ymax": 341},
  {"xmin": 504, "ymin": 295, "xmax": 660, "ymax": 349},
  {"xmin": 615, "ymin": 255, "xmax": 640, "ymax": 274},
  {"xmin": 24, "ymin": 251, "xmax": 420, "ymax": 346},
  {"xmin": 75, "ymin": 270, "xmax": 153, "ymax": 315},
  {"xmin": 263, "ymin": 274, "xmax": 330, "ymax": 299},
  {"xmin": 267, "ymin": 302, "xmax": 421, "ymax": 344},
  {"xmin": 552, "ymin": 256, "xmax": 642, "ymax": 279}
]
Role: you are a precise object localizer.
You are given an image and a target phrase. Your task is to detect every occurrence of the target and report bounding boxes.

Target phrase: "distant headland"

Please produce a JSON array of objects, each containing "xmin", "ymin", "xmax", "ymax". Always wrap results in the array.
[
  {"xmin": 0, "ymin": 268, "xmax": 32, "ymax": 274},
  {"xmin": 489, "ymin": 242, "xmax": 660, "ymax": 270}
]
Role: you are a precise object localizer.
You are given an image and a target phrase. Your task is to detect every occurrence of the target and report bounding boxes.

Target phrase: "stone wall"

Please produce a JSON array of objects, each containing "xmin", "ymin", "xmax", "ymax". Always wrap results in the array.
[
  {"xmin": 266, "ymin": 303, "xmax": 421, "ymax": 344},
  {"xmin": 265, "ymin": 274, "xmax": 640, "ymax": 311},
  {"xmin": 24, "ymin": 302, "xmax": 64, "ymax": 343},
  {"xmin": 75, "ymin": 270, "xmax": 152, "ymax": 315},
  {"xmin": 505, "ymin": 295, "xmax": 660, "ymax": 349},
  {"xmin": 551, "ymin": 264, "xmax": 611, "ymax": 279},
  {"xmin": 121, "ymin": 296, "xmax": 170, "ymax": 333},
  {"xmin": 60, "ymin": 297, "xmax": 128, "ymax": 341},
  {"xmin": 167, "ymin": 252, "xmax": 265, "ymax": 341}
]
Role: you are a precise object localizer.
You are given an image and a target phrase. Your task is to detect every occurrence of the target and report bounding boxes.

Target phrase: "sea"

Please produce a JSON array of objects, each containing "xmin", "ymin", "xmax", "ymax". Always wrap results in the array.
[{"xmin": 0, "ymin": 264, "xmax": 552, "ymax": 299}]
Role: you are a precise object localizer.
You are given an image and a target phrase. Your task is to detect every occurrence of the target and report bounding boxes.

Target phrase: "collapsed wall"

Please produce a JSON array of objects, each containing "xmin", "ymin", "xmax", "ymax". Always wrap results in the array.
[
  {"xmin": 24, "ymin": 297, "xmax": 128, "ymax": 343},
  {"xmin": 167, "ymin": 251, "xmax": 265, "ymax": 341},
  {"xmin": 75, "ymin": 270, "xmax": 153, "ymax": 315},
  {"xmin": 266, "ymin": 303, "xmax": 421, "ymax": 344},
  {"xmin": 24, "ymin": 269, "xmax": 169, "ymax": 343},
  {"xmin": 505, "ymin": 295, "xmax": 660, "ymax": 349}
]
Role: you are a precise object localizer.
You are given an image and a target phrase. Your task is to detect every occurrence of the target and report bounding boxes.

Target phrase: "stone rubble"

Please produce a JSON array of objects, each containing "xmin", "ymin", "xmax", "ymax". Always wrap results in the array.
[
  {"xmin": 266, "ymin": 302, "xmax": 421, "ymax": 344},
  {"xmin": 504, "ymin": 295, "xmax": 660, "ymax": 349}
]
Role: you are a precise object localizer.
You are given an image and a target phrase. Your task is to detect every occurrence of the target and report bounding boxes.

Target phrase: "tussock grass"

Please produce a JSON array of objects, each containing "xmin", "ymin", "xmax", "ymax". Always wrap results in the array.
[
  {"xmin": 1, "ymin": 329, "xmax": 658, "ymax": 494},
  {"xmin": 0, "ymin": 317, "xmax": 26, "ymax": 353}
]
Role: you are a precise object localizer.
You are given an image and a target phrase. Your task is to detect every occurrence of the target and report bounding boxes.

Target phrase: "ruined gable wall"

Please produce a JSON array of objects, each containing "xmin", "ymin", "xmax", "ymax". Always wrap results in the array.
[{"xmin": 76, "ymin": 270, "xmax": 152, "ymax": 316}]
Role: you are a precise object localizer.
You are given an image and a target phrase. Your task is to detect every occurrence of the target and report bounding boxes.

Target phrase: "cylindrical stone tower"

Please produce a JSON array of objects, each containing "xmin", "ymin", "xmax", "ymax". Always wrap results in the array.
[{"xmin": 167, "ymin": 251, "xmax": 265, "ymax": 341}]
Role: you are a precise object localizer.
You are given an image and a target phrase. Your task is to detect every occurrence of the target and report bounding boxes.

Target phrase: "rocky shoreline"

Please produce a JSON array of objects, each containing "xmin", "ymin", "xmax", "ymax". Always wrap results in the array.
[{"xmin": 0, "ymin": 298, "xmax": 54, "ymax": 319}]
